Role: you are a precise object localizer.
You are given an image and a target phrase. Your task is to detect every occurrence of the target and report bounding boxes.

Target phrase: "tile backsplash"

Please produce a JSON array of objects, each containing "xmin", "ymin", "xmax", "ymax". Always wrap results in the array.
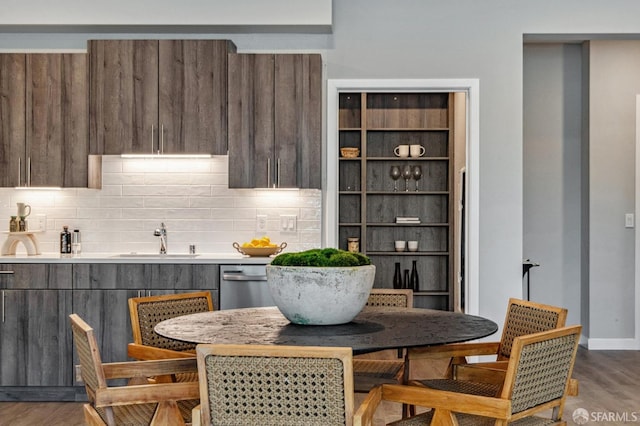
[{"xmin": 0, "ymin": 156, "xmax": 322, "ymax": 255}]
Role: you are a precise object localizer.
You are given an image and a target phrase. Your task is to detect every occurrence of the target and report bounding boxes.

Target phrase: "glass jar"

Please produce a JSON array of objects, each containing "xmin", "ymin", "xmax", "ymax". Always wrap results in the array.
[
  {"xmin": 9, "ymin": 216, "xmax": 18, "ymax": 232},
  {"xmin": 347, "ymin": 237, "xmax": 360, "ymax": 253}
]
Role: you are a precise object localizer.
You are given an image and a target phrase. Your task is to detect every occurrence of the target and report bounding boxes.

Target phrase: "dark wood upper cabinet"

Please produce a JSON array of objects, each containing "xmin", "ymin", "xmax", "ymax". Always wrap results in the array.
[
  {"xmin": 0, "ymin": 54, "xmax": 26, "ymax": 187},
  {"xmin": 228, "ymin": 53, "xmax": 322, "ymax": 188},
  {"xmin": 90, "ymin": 39, "xmax": 236, "ymax": 155},
  {"xmin": 0, "ymin": 53, "xmax": 88, "ymax": 188}
]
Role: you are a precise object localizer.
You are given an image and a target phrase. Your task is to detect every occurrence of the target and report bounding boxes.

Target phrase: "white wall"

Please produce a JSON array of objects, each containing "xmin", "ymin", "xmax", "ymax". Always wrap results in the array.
[
  {"xmin": 4, "ymin": 0, "xmax": 640, "ymax": 342},
  {"xmin": 588, "ymin": 41, "xmax": 640, "ymax": 342},
  {"xmin": 523, "ymin": 44, "xmax": 583, "ymax": 328},
  {"xmin": 0, "ymin": 157, "xmax": 322, "ymax": 255}
]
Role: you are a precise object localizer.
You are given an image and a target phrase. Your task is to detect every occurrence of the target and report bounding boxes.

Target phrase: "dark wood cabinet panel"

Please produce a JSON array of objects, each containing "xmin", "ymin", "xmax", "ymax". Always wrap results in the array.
[
  {"xmin": 89, "ymin": 40, "xmax": 158, "ymax": 155},
  {"xmin": 0, "ymin": 53, "xmax": 89, "ymax": 188},
  {"xmin": 0, "ymin": 54, "xmax": 26, "ymax": 187},
  {"xmin": 1, "ymin": 290, "xmax": 73, "ymax": 387},
  {"xmin": 27, "ymin": 54, "xmax": 89, "ymax": 187},
  {"xmin": 159, "ymin": 40, "xmax": 234, "ymax": 154},
  {"xmin": 228, "ymin": 53, "xmax": 322, "ymax": 188},
  {"xmin": 90, "ymin": 39, "xmax": 234, "ymax": 155}
]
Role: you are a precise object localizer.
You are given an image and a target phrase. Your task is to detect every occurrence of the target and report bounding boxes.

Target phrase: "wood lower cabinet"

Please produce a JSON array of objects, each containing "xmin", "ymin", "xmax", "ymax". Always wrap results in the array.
[
  {"xmin": 0, "ymin": 53, "xmax": 89, "ymax": 188},
  {"xmin": 338, "ymin": 92, "xmax": 456, "ymax": 310},
  {"xmin": 228, "ymin": 53, "xmax": 322, "ymax": 188},
  {"xmin": 0, "ymin": 264, "xmax": 73, "ymax": 388},
  {"xmin": 89, "ymin": 39, "xmax": 236, "ymax": 155},
  {"xmin": 0, "ymin": 262, "xmax": 219, "ymax": 401},
  {"xmin": 72, "ymin": 264, "xmax": 219, "ymax": 364}
]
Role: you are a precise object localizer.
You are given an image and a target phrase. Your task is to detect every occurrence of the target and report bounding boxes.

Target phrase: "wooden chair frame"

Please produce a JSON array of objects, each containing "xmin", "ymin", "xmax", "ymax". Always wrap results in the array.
[
  {"xmin": 355, "ymin": 325, "xmax": 582, "ymax": 426},
  {"xmin": 407, "ymin": 298, "xmax": 568, "ymax": 380},
  {"xmin": 70, "ymin": 313, "xmax": 200, "ymax": 426},
  {"xmin": 353, "ymin": 289, "xmax": 414, "ymax": 393},
  {"xmin": 127, "ymin": 291, "xmax": 214, "ymax": 361},
  {"xmin": 193, "ymin": 344, "xmax": 355, "ymax": 426}
]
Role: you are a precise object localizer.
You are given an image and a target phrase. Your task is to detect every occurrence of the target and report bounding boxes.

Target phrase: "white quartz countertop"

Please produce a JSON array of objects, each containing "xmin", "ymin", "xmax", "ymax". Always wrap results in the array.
[{"xmin": 0, "ymin": 252, "xmax": 273, "ymax": 264}]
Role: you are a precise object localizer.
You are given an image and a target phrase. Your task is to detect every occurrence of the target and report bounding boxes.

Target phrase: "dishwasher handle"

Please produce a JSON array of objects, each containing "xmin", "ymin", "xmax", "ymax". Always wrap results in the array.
[{"xmin": 222, "ymin": 272, "xmax": 268, "ymax": 281}]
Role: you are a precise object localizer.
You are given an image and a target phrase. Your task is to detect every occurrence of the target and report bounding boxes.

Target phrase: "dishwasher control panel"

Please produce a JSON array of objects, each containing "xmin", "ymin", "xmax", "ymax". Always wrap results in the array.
[{"xmin": 219, "ymin": 264, "xmax": 274, "ymax": 310}]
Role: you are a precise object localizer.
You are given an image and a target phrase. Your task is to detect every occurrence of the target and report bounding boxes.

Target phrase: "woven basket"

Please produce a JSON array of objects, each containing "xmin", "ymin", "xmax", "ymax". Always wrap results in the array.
[{"xmin": 340, "ymin": 147, "xmax": 360, "ymax": 158}]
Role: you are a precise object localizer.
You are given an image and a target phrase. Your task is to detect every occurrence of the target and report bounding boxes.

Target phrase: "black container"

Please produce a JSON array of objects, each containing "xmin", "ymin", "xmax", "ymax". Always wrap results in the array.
[
  {"xmin": 410, "ymin": 260, "xmax": 419, "ymax": 292},
  {"xmin": 403, "ymin": 269, "xmax": 410, "ymax": 290},
  {"xmin": 393, "ymin": 262, "xmax": 402, "ymax": 289},
  {"xmin": 60, "ymin": 226, "xmax": 72, "ymax": 254}
]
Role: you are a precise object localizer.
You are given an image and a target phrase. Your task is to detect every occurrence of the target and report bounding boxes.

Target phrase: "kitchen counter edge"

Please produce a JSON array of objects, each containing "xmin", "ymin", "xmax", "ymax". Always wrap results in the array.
[{"xmin": 0, "ymin": 253, "xmax": 273, "ymax": 264}]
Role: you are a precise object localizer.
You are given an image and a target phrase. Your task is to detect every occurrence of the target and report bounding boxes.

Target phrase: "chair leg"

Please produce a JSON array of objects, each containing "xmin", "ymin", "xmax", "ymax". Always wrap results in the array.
[{"xmin": 151, "ymin": 400, "xmax": 186, "ymax": 426}]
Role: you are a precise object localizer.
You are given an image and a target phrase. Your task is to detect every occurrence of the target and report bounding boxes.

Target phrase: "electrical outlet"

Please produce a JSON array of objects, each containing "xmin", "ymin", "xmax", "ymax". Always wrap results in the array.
[
  {"xmin": 280, "ymin": 215, "xmax": 297, "ymax": 232},
  {"xmin": 256, "ymin": 215, "xmax": 268, "ymax": 233},
  {"xmin": 32, "ymin": 214, "xmax": 47, "ymax": 231},
  {"xmin": 625, "ymin": 213, "xmax": 634, "ymax": 228}
]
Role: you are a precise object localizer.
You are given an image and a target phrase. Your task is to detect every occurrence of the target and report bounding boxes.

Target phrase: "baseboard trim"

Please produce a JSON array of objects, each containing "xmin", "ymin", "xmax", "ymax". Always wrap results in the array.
[{"xmin": 587, "ymin": 337, "xmax": 640, "ymax": 350}]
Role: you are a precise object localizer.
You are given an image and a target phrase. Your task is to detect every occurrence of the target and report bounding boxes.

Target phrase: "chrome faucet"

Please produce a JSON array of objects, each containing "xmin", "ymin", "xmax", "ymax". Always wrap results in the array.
[{"xmin": 154, "ymin": 222, "xmax": 168, "ymax": 254}]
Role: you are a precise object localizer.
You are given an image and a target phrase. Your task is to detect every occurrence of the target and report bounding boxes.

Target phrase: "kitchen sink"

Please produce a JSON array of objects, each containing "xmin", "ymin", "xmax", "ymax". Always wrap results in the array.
[{"xmin": 111, "ymin": 253, "xmax": 200, "ymax": 259}]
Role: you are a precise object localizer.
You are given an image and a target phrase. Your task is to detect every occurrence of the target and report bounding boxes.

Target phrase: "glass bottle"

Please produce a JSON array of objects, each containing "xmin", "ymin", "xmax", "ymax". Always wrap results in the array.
[
  {"xmin": 393, "ymin": 262, "xmax": 402, "ymax": 289},
  {"xmin": 410, "ymin": 260, "xmax": 420, "ymax": 292},
  {"xmin": 60, "ymin": 226, "xmax": 72, "ymax": 254},
  {"xmin": 9, "ymin": 216, "xmax": 18, "ymax": 232},
  {"xmin": 18, "ymin": 216, "xmax": 27, "ymax": 232},
  {"xmin": 403, "ymin": 269, "xmax": 410, "ymax": 290}
]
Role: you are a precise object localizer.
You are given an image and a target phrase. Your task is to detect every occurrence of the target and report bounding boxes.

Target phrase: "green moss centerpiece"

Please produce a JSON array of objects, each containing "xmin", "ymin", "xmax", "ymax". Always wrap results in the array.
[{"xmin": 266, "ymin": 248, "xmax": 376, "ymax": 325}]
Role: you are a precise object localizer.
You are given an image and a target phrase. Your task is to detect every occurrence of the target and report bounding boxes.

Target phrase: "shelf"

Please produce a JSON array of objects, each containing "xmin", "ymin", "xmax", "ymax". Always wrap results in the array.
[
  {"xmin": 339, "ymin": 127, "xmax": 361, "ymax": 131},
  {"xmin": 366, "ymin": 251, "xmax": 450, "ymax": 256},
  {"xmin": 338, "ymin": 222, "xmax": 362, "ymax": 227},
  {"xmin": 366, "ymin": 222, "xmax": 449, "ymax": 227},
  {"xmin": 366, "ymin": 127, "xmax": 449, "ymax": 132},
  {"xmin": 338, "ymin": 157, "xmax": 362, "ymax": 161},
  {"xmin": 338, "ymin": 191, "xmax": 362, "ymax": 195},
  {"xmin": 365, "ymin": 156, "xmax": 448, "ymax": 161},
  {"xmin": 414, "ymin": 291, "xmax": 449, "ymax": 296},
  {"xmin": 366, "ymin": 191, "xmax": 449, "ymax": 195}
]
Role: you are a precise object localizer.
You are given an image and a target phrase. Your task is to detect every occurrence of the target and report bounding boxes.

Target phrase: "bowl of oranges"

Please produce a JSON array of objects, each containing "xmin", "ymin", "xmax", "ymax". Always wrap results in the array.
[{"xmin": 233, "ymin": 236, "xmax": 287, "ymax": 257}]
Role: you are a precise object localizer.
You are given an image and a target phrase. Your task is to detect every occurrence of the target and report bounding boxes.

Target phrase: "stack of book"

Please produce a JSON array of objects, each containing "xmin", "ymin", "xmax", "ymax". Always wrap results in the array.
[{"xmin": 395, "ymin": 216, "xmax": 421, "ymax": 224}]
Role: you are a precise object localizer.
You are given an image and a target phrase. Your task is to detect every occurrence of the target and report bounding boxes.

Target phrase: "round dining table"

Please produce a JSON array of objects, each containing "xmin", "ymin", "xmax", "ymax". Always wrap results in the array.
[{"xmin": 155, "ymin": 306, "xmax": 498, "ymax": 355}]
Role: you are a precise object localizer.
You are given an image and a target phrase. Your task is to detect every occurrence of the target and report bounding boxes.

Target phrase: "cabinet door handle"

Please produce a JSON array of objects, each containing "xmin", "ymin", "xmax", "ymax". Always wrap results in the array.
[
  {"xmin": 18, "ymin": 157, "xmax": 22, "ymax": 187},
  {"xmin": 0, "ymin": 271, "xmax": 15, "ymax": 274},
  {"xmin": 2, "ymin": 290, "xmax": 5, "ymax": 323},
  {"xmin": 27, "ymin": 157, "xmax": 31, "ymax": 187},
  {"xmin": 151, "ymin": 125, "xmax": 155, "ymax": 154},
  {"xmin": 160, "ymin": 124, "xmax": 164, "ymax": 154},
  {"xmin": 277, "ymin": 157, "xmax": 281, "ymax": 188},
  {"xmin": 267, "ymin": 158, "xmax": 272, "ymax": 188}
]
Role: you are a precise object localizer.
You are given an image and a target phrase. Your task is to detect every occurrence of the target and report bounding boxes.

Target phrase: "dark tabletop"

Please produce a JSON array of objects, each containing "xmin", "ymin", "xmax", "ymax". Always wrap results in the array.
[{"xmin": 155, "ymin": 306, "xmax": 498, "ymax": 355}]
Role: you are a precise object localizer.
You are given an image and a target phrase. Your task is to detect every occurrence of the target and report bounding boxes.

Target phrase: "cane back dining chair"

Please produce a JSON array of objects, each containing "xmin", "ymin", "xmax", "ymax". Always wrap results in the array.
[
  {"xmin": 69, "ymin": 313, "xmax": 200, "ymax": 426},
  {"xmin": 128, "ymin": 291, "xmax": 214, "ymax": 362},
  {"xmin": 406, "ymin": 298, "xmax": 569, "ymax": 395},
  {"xmin": 193, "ymin": 344, "xmax": 355, "ymax": 426},
  {"xmin": 354, "ymin": 324, "xmax": 582, "ymax": 426},
  {"xmin": 353, "ymin": 289, "xmax": 414, "ymax": 393}
]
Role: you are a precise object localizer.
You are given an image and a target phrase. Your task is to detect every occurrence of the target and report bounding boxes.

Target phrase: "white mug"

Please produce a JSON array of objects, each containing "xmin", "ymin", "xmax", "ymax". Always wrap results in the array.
[
  {"xmin": 408, "ymin": 241, "xmax": 419, "ymax": 252},
  {"xmin": 394, "ymin": 145, "xmax": 409, "ymax": 158},
  {"xmin": 394, "ymin": 240, "xmax": 406, "ymax": 252},
  {"xmin": 17, "ymin": 202, "xmax": 31, "ymax": 218},
  {"xmin": 410, "ymin": 145, "xmax": 425, "ymax": 157}
]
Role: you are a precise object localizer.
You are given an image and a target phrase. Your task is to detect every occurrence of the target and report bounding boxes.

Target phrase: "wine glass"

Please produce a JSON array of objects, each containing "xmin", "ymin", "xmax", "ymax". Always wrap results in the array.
[
  {"xmin": 390, "ymin": 166, "xmax": 401, "ymax": 191},
  {"xmin": 402, "ymin": 165, "xmax": 412, "ymax": 192},
  {"xmin": 412, "ymin": 165, "xmax": 422, "ymax": 191}
]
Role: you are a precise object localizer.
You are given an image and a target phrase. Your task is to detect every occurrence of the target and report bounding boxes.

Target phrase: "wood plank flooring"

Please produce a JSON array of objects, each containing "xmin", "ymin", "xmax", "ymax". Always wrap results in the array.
[{"xmin": 0, "ymin": 347, "xmax": 638, "ymax": 426}]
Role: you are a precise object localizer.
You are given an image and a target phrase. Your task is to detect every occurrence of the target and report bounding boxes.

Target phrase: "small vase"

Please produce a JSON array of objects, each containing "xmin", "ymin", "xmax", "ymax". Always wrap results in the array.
[
  {"xmin": 393, "ymin": 262, "xmax": 402, "ymax": 289},
  {"xmin": 410, "ymin": 260, "xmax": 419, "ymax": 292},
  {"xmin": 403, "ymin": 269, "xmax": 410, "ymax": 290}
]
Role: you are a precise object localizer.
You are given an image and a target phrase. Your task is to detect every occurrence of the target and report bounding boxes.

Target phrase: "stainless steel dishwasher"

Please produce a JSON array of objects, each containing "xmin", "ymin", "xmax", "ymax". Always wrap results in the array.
[{"xmin": 219, "ymin": 264, "xmax": 274, "ymax": 309}]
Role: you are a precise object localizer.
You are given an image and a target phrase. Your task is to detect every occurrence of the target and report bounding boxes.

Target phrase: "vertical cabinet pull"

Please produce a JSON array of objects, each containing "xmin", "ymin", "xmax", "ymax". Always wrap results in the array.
[
  {"xmin": 151, "ymin": 125, "xmax": 155, "ymax": 154},
  {"xmin": 277, "ymin": 158, "xmax": 281, "ymax": 188},
  {"xmin": 267, "ymin": 158, "xmax": 272, "ymax": 188},
  {"xmin": 2, "ymin": 290, "xmax": 5, "ymax": 323},
  {"xmin": 160, "ymin": 124, "xmax": 165, "ymax": 154},
  {"xmin": 18, "ymin": 157, "xmax": 22, "ymax": 187},
  {"xmin": 27, "ymin": 157, "xmax": 31, "ymax": 187}
]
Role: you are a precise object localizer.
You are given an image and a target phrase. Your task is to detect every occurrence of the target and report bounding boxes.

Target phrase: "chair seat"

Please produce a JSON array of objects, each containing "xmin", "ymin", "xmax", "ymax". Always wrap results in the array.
[
  {"xmin": 353, "ymin": 359, "xmax": 404, "ymax": 392},
  {"xmin": 416, "ymin": 378, "xmax": 500, "ymax": 397},
  {"xmin": 388, "ymin": 411, "xmax": 562, "ymax": 426}
]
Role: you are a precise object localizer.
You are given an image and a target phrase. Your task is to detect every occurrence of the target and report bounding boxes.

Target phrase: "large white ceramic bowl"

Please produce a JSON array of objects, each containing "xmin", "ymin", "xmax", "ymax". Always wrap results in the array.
[{"xmin": 266, "ymin": 264, "xmax": 376, "ymax": 325}]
